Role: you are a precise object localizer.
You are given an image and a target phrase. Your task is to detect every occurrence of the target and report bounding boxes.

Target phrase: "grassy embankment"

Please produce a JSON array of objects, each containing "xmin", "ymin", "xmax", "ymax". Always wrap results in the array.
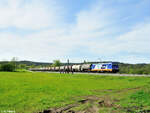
[{"xmin": 0, "ymin": 72, "xmax": 150, "ymax": 113}]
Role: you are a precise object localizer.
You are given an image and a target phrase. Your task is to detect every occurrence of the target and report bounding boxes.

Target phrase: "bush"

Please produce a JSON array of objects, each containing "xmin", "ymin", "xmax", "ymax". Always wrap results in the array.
[{"xmin": 0, "ymin": 63, "xmax": 15, "ymax": 72}]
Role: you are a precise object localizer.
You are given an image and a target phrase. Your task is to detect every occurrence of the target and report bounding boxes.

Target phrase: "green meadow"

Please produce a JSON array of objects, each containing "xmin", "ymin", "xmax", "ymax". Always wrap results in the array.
[{"xmin": 0, "ymin": 72, "xmax": 150, "ymax": 113}]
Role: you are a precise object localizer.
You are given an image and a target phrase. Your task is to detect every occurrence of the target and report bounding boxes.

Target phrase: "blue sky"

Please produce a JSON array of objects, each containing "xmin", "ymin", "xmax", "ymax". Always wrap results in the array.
[{"xmin": 0, "ymin": 0, "xmax": 150, "ymax": 63}]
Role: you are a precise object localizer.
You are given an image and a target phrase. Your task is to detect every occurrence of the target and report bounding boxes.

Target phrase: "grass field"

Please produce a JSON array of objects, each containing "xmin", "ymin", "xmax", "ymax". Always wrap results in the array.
[{"xmin": 0, "ymin": 72, "xmax": 150, "ymax": 113}]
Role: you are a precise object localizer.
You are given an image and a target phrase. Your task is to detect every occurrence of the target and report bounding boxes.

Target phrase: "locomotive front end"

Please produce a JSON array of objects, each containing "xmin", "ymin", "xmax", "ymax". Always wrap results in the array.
[{"xmin": 111, "ymin": 62, "xmax": 119, "ymax": 73}]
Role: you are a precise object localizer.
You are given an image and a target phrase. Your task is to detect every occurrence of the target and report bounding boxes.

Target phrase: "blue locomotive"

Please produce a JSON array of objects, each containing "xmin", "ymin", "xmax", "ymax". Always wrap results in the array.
[{"xmin": 90, "ymin": 62, "xmax": 119, "ymax": 73}]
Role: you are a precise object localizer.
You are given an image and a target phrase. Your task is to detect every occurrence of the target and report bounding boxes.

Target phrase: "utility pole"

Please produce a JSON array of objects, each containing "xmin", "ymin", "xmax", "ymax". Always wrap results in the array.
[
  {"xmin": 67, "ymin": 59, "xmax": 69, "ymax": 73},
  {"xmin": 67, "ymin": 59, "xmax": 69, "ymax": 65},
  {"xmin": 84, "ymin": 60, "xmax": 86, "ymax": 64}
]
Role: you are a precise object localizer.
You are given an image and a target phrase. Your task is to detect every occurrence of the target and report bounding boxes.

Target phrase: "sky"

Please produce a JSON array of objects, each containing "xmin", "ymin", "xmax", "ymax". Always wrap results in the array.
[{"xmin": 0, "ymin": 0, "xmax": 150, "ymax": 63}]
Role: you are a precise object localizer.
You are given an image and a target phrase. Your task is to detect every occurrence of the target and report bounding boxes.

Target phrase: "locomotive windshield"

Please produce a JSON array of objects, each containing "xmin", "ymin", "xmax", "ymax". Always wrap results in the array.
[{"xmin": 112, "ymin": 65, "xmax": 119, "ymax": 68}]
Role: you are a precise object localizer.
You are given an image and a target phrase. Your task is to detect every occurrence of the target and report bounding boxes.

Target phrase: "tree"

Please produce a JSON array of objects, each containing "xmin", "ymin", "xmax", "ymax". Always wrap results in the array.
[
  {"xmin": 11, "ymin": 57, "xmax": 18, "ymax": 70},
  {"xmin": 0, "ymin": 63, "xmax": 15, "ymax": 72},
  {"xmin": 52, "ymin": 60, "xmax": 61, "ymax": 67}
]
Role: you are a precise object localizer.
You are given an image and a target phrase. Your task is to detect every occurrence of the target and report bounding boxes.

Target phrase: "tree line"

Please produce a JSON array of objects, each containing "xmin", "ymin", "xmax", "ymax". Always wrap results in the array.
[
  {"xmin": 119, "ymin": 63, "xmax": 150, "ymax": 74},
  {"xmin": 0, "ymin": 59, "xmax": 61, "ymax": 72}
]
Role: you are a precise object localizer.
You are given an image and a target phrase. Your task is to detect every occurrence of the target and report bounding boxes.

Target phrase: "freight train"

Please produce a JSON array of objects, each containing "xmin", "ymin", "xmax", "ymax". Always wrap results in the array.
[{"xmin": 30, "ymin": 62, "xmax": 119, "ymax": 73}]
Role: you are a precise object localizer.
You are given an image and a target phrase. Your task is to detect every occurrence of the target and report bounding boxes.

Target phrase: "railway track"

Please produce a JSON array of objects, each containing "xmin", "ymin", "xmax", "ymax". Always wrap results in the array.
[
  {"xmin": 35, "ymin": 71, "xmax": 150, "ymax": 77},
  {"xmin": 75, "ymin": 72, "xmax": 150, "ymax": 77}
]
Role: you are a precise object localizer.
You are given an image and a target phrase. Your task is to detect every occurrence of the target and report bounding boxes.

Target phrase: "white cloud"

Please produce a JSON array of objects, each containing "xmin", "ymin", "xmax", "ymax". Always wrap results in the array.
[
  {"xmin": 0, "ymin": 0, "xmax": 150, "ymax": 63},
  {"xmin": 117, "ymin": 21, "xmax": 150, "ymax": 54},
  {"xmin": 0, "ymin": 0, "xmax": 64, "ymax": 29}
]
